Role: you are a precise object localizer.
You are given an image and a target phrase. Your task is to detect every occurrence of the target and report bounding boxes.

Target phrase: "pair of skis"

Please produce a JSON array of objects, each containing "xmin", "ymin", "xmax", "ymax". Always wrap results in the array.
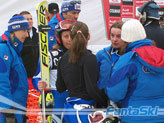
[{"xmin": 36, "ymin": 1, "xmax": 50, "ymax": 122}]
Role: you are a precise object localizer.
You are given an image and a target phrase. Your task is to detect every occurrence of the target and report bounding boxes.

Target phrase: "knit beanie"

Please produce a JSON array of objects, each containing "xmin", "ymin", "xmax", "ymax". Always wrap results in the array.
[
  {"xmin": 48, "ymin": 3, "xmax": 59, "ymax": 13},
  {"xmin": 8, "ymin": 15, "xmax": 29, "ymax": 32},
  {"xmin": 61, "ymin": 0, "xmax": 81, "ymax": 13},
  {"xmin": 121, "ymin": 19, "xmax": 146, "ymax": 42}
]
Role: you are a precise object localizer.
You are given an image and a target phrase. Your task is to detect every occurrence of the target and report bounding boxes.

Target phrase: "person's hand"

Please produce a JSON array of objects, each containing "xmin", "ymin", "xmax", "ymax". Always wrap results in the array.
[{"xmin": 38, "ymin": 80, "xmax": 47, "ymax": 91}]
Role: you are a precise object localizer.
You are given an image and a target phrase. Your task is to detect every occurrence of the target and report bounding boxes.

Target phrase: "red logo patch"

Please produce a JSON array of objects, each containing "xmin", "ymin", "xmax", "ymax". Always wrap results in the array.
[
  {"xmin": 14, "ymin": 42, "xmax": 18, "ymax": 47},
  {"xmin": 49, "ymin": 36, "xmax": 54, "ymax": 41},
  {"xmin": 4, "ymin": 55, "xmax": 8, "ymax": 60}
]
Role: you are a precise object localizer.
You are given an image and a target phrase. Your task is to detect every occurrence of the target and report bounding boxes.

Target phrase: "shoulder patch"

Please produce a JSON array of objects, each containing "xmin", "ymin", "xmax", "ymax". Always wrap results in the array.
[{"xmin": 1, "ymin": 34, "xmax": 8, "ymax": 41}]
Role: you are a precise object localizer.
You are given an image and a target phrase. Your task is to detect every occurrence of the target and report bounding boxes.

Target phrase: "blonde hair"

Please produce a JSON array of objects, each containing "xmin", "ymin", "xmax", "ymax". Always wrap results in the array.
[
  {"xmin": 69, "ymin": 21, "xmax": 89, "ymax": 63},
  {"xmin": 10, "ymin": 33, "xmax": 15, "ymax": 43}
]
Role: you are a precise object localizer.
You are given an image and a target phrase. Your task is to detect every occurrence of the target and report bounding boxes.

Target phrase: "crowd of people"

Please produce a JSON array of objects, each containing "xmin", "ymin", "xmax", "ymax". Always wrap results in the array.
[{"xmin": 0, "ymin": 0, "xmax": 164, "ymax": 123}]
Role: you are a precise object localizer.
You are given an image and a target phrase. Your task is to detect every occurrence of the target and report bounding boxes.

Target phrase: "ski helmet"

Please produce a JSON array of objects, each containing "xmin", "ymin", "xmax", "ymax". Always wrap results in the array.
[{"xmin": 55, "ymin": 20, "xmax": 76, "ymax": 45}]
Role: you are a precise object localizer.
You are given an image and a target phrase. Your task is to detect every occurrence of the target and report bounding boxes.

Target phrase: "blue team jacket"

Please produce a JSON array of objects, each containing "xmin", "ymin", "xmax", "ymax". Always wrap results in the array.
[
  {"xmin": 106, "ymin": 39, "xmax": 164, "ymax": 123},
  {"xmin": 0, "ymin": 31, "xmax": 29, "ymax": 110},
  {"xmin": 48, "ymin": 13, "xmax": 64, "ymax": 50},
  {"xmin": 96, "ymin": 46, "xmax": 119, "ymax": 89}
]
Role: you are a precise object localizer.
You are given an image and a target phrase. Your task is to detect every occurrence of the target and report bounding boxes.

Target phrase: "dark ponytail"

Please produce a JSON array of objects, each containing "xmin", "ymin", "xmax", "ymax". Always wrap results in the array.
[{"xmin": 69, "ymin": 21, "xmax": 89, "ymax": 63}]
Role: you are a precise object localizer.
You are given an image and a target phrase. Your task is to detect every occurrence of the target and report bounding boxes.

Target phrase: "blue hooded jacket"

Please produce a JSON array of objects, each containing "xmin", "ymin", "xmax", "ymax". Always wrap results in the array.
[
  {"xmin": 106, "ymin": 39, "xmax": 164, "ymax": 123},
  {"xmin": 96, "ymin": 46, "xmax": 120, "ymax": 89},
  {"xmin": 0, "ymin": 31, "xmax": 29, "ymax": 110}
]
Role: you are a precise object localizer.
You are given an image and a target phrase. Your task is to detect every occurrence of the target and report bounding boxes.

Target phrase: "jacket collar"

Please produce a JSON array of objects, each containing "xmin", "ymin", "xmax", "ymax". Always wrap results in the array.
[
  {"xmin": 48, "ymin": 13, "xmax": 64, "ymax": 25},
  {"xmin": 125, "ymin": 39, "xmax": 153, "ymax": 53},
  {"xmin": 3, "ymin": 31, "xmax": 23, "ymax": 55}
]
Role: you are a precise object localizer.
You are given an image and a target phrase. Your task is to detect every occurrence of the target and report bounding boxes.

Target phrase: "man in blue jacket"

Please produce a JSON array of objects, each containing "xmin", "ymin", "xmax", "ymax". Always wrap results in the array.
[
  {"xmin": 46, "ymin": 3, "xmax": 59, "ymax": 22},
  {"xmin": 48, "ymin": 0, "xmax": 81, "ymax": 50},
  {"xmin": 46, "ymin": 2, "xmax": 59, "ymax": 50},
  {"xmin": 0, "ymin": 15, "xmax": 29, "ymax": 123},
  {"xmin": 106, "ymin": 19, "xmax": 164, "ymax": 123}
]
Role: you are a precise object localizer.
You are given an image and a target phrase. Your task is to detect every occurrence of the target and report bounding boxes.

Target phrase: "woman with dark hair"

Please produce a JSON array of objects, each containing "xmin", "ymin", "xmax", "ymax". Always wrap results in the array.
[
  {"xmin": 107, "ymin": 19, "xmax": 164, "ymax": 123},
  {"xmin": 96, "ymin": 21, "xmax": 125, "ymax": 90},
  {"xmin": 56, "ymin": 21, "xmax": 107, "ymax": 123},
  {"xmin": 32, "ymin": 20, "xmax": 76, "ymax": 122}
]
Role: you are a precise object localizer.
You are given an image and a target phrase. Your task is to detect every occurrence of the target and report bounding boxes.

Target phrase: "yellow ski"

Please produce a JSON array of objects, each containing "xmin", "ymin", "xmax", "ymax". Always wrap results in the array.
[{"xmin": 36, "ymin": 1, "xmax": 51, "ymax": 122}]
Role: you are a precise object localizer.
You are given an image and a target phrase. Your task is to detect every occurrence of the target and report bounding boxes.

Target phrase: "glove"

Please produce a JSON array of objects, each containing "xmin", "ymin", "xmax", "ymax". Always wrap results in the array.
[{"xmin": 39, "ymin": 91, "xmax": 54, "ymax": 111}]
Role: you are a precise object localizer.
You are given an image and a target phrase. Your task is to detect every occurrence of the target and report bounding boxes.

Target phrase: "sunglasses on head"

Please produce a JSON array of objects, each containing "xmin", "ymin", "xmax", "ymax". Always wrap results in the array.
[
  {"xmin": 60, "ymin": 20, "xmax": 76, "ymax": 30},
  {"xmin": 70, "ymin": 0, "xmax": 81, "ymax": 5}
]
